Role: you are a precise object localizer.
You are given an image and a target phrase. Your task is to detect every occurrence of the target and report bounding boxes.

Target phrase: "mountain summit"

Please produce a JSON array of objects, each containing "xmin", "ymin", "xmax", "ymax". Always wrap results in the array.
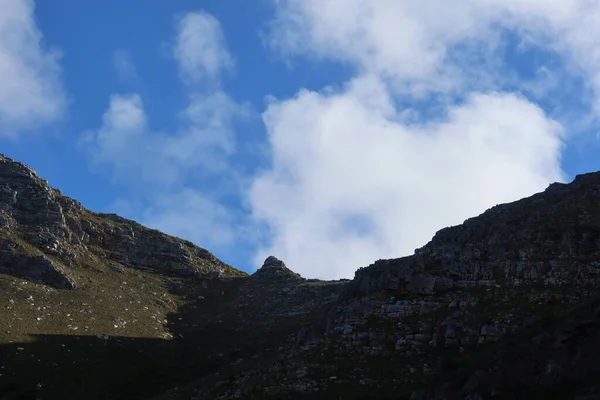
[
  {"xmin": 2, "ymin": 154, "xmax": 600, "ymax": 399},
  {"xmin": 251, "ymin": 256, "xmax": 303, "ymax": 281}
]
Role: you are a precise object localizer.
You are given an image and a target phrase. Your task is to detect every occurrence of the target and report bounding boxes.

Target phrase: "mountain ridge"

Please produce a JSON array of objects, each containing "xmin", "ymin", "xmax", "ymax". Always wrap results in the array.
[
  {"xmin": 0, "ymin": 153, "xmax": 245, "ymax": 291},
  {"xmin": 2, "ymin": 154, "xmax": 600, "ymax": 399}
]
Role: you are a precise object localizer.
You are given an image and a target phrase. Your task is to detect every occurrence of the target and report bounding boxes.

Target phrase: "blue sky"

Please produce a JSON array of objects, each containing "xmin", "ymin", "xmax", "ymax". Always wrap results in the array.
[{"xmin": 2, "ymin": 0, "xmax": 600, "ymax": 279}]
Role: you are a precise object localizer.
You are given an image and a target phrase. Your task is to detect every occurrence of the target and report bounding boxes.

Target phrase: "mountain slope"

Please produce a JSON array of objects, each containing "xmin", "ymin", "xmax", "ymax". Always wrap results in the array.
[
  {"xmin": 2, "ymin": 154, "xmax": 600, "ymax": 399},
  {"xmin": 0, "ymin": 154, "xmax": 243, "ymax": 290},
  {"xmin": 183, "ymin": 170, "xmax": 600, "ymax": 399}
]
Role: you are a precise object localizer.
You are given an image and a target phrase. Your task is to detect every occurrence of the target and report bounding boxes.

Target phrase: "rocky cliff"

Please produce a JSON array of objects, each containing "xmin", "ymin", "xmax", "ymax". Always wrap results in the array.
[
  {"xmin": 0, "ymin": 154, "xmax": 241, "ymax": 291},
  {"xmin": 2, "ymin": 154, "xmax": 600, "ymax": 399}
]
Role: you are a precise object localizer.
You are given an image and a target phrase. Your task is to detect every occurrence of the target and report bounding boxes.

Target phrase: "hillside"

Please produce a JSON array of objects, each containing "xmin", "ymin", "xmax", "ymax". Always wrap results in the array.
[{"xmin": 2, "ymin": 154, "xmax": 600, "ymax": 399}]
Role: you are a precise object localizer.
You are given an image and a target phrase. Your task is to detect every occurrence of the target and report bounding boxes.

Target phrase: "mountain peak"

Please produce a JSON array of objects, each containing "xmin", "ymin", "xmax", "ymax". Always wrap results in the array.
[
  {"xmin": 263, "ymin": 255, "xmax": 286, "ymax": 268},
  {"xmin": 251, "ymin": 256, "xmax": 303, "ymax": 281}
]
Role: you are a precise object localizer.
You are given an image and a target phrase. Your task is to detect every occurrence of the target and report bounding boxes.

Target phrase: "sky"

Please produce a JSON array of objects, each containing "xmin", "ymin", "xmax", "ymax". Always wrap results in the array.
[{"xmin": 1, "ymin": 0, "xmax": 600, "ymax": 279}]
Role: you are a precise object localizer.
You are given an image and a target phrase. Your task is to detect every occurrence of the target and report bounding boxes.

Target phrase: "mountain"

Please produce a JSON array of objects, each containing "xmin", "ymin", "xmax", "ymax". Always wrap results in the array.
[{"xmin": 1, "ymin": 153, "xmax": 600, "ymax": 399}]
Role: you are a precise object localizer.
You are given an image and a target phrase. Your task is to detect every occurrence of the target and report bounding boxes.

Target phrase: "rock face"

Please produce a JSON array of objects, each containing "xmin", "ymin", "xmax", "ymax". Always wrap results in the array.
[
  {"xmin": 4, "ymin": 153, "xmax": 600, "ymax": 399},
  {"xmin": 350, "ymin": 173, "xmax": 600, "ymax": 297},
  {"xmin": 207, "ymin": 171, "xmax": 600, "ymax": 399},
  {"xmin": 0, "ymin": 154, "xmax": 240, "ymax": 290}
]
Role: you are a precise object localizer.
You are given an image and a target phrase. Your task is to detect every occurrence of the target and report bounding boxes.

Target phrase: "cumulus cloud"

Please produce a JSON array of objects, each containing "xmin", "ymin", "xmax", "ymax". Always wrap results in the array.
[
  {"xmin": 250, "ymin": 77, "xmax": 564, "ymax": 279},
  {"xmin": 80, "ymin": 94, "xmax": 162, "ymax": 185},
  {"xmin": 173, "ymin": 11, "xmax": 233, "ymax": 84},
  {"xmin": 247, "ymin": 0, "xmax": 592, "ymax": 278},
  {"xmin": 268, "ymin": 0, "xmax": 600, "ymax": 103},
  {"xmin": 81, "ymin": 91, "xmax": 246, "ymax": 187},
  {"xmin": 84, "ymin": 10, "xmax": 247, "ymax": 186},
  {"xmin": 0, "ymin": 0, "xmax": 65, "ymax": 136}
]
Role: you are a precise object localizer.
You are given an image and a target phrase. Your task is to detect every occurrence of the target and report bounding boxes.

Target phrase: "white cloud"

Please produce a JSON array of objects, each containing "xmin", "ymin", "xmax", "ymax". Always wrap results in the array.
[
  {"xmin": 0, "ymin": 0, "xmax": 65, "ymax": 136},
  {"xmin": 173, "ymin": 11, "xmax": 233, "ymax": 84},
  {"xmin": 81, "ymin": 91, "xmax": 246, "ymax": 187},
  {"xmin": 102, "ymin": 93, "xmax": 146, "ymax": 131},
  {"xmin": 80, "ymin": 94, "xmax": 162, "ymax": 184},
  {"xmin": 113, "ymin": 50, "xmax": 139, "ymax": 83},
  {"xmin": 250, "ymin": 76, "xmax": 565, "ymax": 279},
  {"xmin": 268, "ymin": 0, "xmax": 600, "ymax": 102},
  {"xmin": 269, "ymin": 0, "xmax": 483, "ymax": 93},
  {"xmin": 241, "ymin": 0, "xmax": 600, "ymax": 278}
]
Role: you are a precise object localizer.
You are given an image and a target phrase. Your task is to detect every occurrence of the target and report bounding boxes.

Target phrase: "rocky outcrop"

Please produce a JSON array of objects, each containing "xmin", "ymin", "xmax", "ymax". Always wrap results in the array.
[
  {"xmin": 251, "ymin": 256, "xmax": 303, "ymax": 281},
  {"xmin": 0, "ymin": 154, "xmax": 243, "ymax": 289},
  {"xmin": 0, "ymin": 237, "xmax": 76, "ymax": 289},
  {"xmin": 350, "ymin": 172, "xmax": 600, "ymax": 297}
]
